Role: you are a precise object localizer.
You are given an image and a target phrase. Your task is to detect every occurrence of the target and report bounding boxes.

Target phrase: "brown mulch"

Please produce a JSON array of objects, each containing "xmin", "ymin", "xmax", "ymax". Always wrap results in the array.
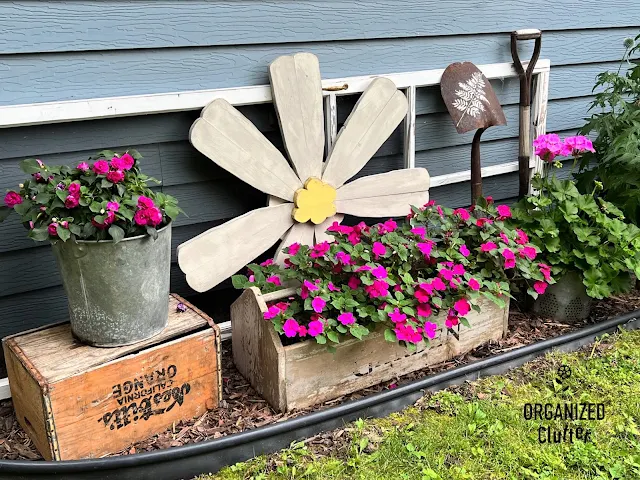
[{"xmin": 1, "ymin": 291, "xmax": 639, "ymax": 461}]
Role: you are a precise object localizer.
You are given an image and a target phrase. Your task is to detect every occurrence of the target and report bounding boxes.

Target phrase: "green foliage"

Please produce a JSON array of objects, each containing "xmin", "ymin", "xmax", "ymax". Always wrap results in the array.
[
  {"xmin": 510, "ymin": 170, "xmax": 640, "ymax": 299},
  {"xmin": 1, "ymin": 151, "xmax": 182, "ymax": 243},
  {"xmin": 574, "ymin": 33, "xmax": 640, "ymax": 225}
]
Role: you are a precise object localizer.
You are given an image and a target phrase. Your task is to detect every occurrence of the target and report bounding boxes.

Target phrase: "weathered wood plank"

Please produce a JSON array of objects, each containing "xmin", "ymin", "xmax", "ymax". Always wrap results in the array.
[{"xmin": 0, "ymin": 2, "xmax": 636, "ymax": 54}]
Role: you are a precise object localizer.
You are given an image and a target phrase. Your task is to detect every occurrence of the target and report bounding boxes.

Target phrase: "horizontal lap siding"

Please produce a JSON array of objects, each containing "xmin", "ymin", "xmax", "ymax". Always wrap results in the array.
[{"xmin": 0, "ymin": 2, "xmax": 637, "ymax": 346}]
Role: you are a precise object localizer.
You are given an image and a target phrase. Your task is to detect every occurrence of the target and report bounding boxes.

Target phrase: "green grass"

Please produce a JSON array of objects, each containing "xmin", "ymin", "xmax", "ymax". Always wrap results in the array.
[{"xmin": 199, "ymin": 330, "xmax": 640, "ymax": 480}]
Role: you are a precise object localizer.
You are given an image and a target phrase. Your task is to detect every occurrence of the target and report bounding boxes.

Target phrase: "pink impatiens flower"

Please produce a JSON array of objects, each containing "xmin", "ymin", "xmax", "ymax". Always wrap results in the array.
[
  {"xmin": 308, "ymin": 320, "xmax": 324, "ymax": 337},
  {"xmin": 92, "ymin": 160, "xmax": 110, "ymax": 175},
  {"xmin": 476, "ymin": 217, "xmax": 493, "ymax": 227},
  {"xmin": 454, "ymin": 298, "xmax": 471, "ymax": 316},
  {"xmin": 310, "ymin": 241, "xmax": 330, "ymax": 259},
  {"xmin": 106, "ymin": 201, "xmax": 120, "ymax": 212},
  {"xmin": 260, "ymin": 258, "xmax": 274, "ymax": 267},
  {"xmin": 263, "ymin": 305, "xmax": 281, "ymax": 320},
  {"xmin": 453, "ymin": 208, "xmax": 470, "ymax": 221},
  {"xmin": 335, "ymin": 251, "xmax": 352, "ymax": 265},
  {"xmin": 534, "ymin": 281, "xmax": 548, "ymax": 295},
  {"xmin": 67, "ymin": 182, "xmax": 81, "ymax": 195},
  {"xmin": 77, "ymin": 162, "xmax": 90, "ymax": 172},
  {"xmin": 410, "ymin": 226, "xmax": 426, "ymax": 239},
  {"xmin": 481, "ymin": 241, "xmax": 498, "ymax": 252},
  {"xmin": 372, "ymin": 265, "xmax": 388, "ymax": 279},
  {"xmin": 395, "ymin": 324, "xmax": 423, "ymax": 344},
  {"xmin": 496, "ymin": 205, "xmax": 512, "ymax": 219},
  {"xmin": 389, "ymin": 308, "xmax": 407, "ymax": 324},
  {"xmin": 501, "ymin": 248, "xmax": 515, "ymax": 260},
  {"xmin": 111, "ymin": 153, "xmax": 135, "ymax": 171},
  {"xmin": 445, "ymin": 314, "xmax": 459, "ymax": 329},
  {"xmin": 519, "ymin": 246, "xmax": 537, "ymax": 260},
  {"xmin": 107, "ymin": 170, "xmax": 125, "ymax": 183},
  {"xmin": 417, "ymin": 303, "xmax": 432, "ymax": 318},
  {"xmin": 311, "ymin": 297, "xmax": 326, "ymax": 313},
  {"xmin": 372, "ymin": 241, "xmax": 387, "ymax": 259},
  {"xmin": 423, "ymin": 321, "xmax": 438, "ymax": 339},
  {"xmin": 338, "ymin": 312, "xmax": 356, "ymax": 325},
  {"xmin": 364, "ymin": 280, "xmax": 389, "ymax": 298},
  {"xmin": 4, "ymin": 191, "xmax": 23, "ymax": 208},
  {"xmin": 452, "ymin": 264, "xmax": 466, "ymax": 276},
  {"xmin": 287, "ymin": 242, "xmax": 301, "ymax": 256},
  {"xmin": 500, "ymin": 232, "xmax": 510, "ymax": 245},
  {"xmin": 459, "ymin": 244, "xmax": 470, "ymax": 257},
  {"xmin": 468, "ymin": 278, "xmax": 481, "ymax": 291},
  {"xmin": 303, "ymin": 279, "xmax": 320, "ymax": 291},
  {"xmin": 347, "ymin": 276, "xmax": 361, "ymax": 289},
  {"xmin": 417, "ymin": 241, "xmax": 434, "ymax": 257},
  {"xmin": 377, "ymin": 219, "xmax": 397, "ymax": 234},
  {"xmin": 328, "ymin": 282, "xmax": 340, "ymax": 292},
  {"xmin": 64, "ymin": 195, "xmax": 79, "ymax": 209},
  {"xmin": 138, "ymin": 196, "xmax": 155, "ymax": 209},
  {"xmin": 539, "ymin": 263, "xmax": 552, "ymax": 281},
  {"xmin": 283, "ymin": 319, "xmax": 300, "ymax": 338},
  {"xmin": 266, "ymin": 275, "xmax": 282, "ymax": 286},
  {"xmin": 515, "ymin": 229, "xmax": 529, "ymax": 245},
  {"xmin": 432, "ymin": 277, "xmax": 446, "ymax": 291}
]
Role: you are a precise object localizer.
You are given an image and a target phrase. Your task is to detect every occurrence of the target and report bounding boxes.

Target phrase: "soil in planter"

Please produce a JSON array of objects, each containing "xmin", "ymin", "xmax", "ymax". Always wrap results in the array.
[{"xmin": 1, "ymin": 290, "xmax": 639, "ymax": 461}]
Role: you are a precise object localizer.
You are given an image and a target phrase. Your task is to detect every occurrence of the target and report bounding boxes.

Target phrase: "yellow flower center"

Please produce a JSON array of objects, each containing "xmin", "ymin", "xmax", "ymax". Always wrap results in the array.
[{"xmin": 292, "ymin": 178, "xmax": 337, "ymax": 225}]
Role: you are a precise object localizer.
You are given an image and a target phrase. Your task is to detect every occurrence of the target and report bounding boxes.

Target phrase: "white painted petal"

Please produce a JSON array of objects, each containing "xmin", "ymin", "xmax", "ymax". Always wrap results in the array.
[
  {"xmin": 336, "ymin": 169, "xmax": 430, "ymax": 201},
  {"xmin": 190, "ymin": 98, "xmax": 302, "ymax": 201},
  {"xmin": 270, "ymin": 53, "xmax": 324, "ymax": 181},
  {"xmin": 177, "ymin": 203, "xmax": 295, "ymax": 292},
  {"xmin": 322, "ymin": 78, "xmax": 408, "ymax": 188},
  {"xmin": 335, "ymin": 191, "xmax": 429, "ymax": 218},
  {"xmin": 274, "ymin": 222, "xmax": 315, "ymax": 265},
  {"xmin": 315, "ymin": 214, "xmax": 344, "ymax": 244}
]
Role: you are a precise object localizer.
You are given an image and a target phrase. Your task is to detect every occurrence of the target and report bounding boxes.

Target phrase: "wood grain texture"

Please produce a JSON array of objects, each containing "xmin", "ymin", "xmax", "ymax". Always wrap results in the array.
[
  {"xmin": 191, "ymin": 99, "xmax": 301, "ymax": 201},
  {"xmin": 232, "ymin": 288, "xmax": 507, "ymax": 412},
  {"xmin": 336, "ymin": 169, "xmax": 430, "ymax": 201},
  {"xmin": 269, "ymin": 53, "xmax": 324, "ymax": 182},
  {"xmin": 335, "ymin": 191, "xmax": 430, "ymax": 217},
  {"xmin": 322, "ymin": 78, "xmax": 407, "ymax": 188},
  {"xmin": 178, "ymin": 204, "xmax": 295, "ymax": 292},
  {"xmin": 0, "ymin": 2, "xmax": 636, "ymax": 54}
]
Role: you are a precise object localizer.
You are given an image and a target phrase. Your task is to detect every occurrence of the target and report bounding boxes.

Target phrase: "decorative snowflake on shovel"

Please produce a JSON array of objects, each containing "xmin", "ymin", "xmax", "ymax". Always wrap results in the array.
[{"xmin": 178, "ymin": 53, "xmax": 431, "ymax": 292}]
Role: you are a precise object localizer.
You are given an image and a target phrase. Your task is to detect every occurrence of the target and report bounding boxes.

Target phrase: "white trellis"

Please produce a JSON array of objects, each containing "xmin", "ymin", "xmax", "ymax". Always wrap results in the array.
[{"xmin": 0, "ymin": 59, "xmax": 550, "ymax": 399}]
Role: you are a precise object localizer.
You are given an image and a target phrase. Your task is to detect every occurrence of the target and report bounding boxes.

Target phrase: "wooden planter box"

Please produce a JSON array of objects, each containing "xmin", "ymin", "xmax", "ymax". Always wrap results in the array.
[
  {"xmin": 3, "ymin": 295, "xmax": 222, "ymax": 460},
  {"xmin": 232, "ymin": 287, "xmax": 508, "ymax": 412}
]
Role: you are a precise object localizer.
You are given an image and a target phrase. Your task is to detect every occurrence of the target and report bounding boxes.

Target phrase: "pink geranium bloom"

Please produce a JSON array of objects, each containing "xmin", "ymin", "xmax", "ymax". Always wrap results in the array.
[
  {"xmin": 287, "ymin": 242, "xmax": 301, "ymax": 256},
  {"xmin": 335, "ymin": 251, "xmax": 352, "ymax": 265},
  {"xmin": 564, "ymin": 135, "xmax": 595, "ymax": 154},
  {"xmin": 417, "ymin": 303, "xmax": 432, "ymax": 318},
  {"xmin": 310, "ymin": 241, "xmax": 330, "ymax": 258},
  {"xmin": 283, "ymin": 319, "xmax": 300, "ymax": 338},
  {"xmin": 496, "ymin": 205, "xmax": 512, "ymax": 219},
  {"xmin": 481, "ymin": 241, "xmax": 498, "ymax": 252},
  {"xmin": 459, "ymin": 244, "xmax": 470, "ymax": 257},
  {"xmin": 266, "ymin": 275, "xmax": 281, "ymax": 286},
  {"xmin": 410, "ymin": 226, "xmax": 426, "ymax": 239},
  {"xmin": 372, "ymin": 265, "xmax": 388, "ymax": 279},
  {"xmin": 468, "ymin": 278, "xmax": 481, "ymax": 291},
  {"xmin": 263, "ymin": 305, "xmax": 281, "ymax": 320},
  {"xmin": 423, "ymin": 321, "xmax": 438, "ymax": 339},
  {"xmin": 453, "ymin": 208, "xmax": 470, "ymax": 221},
  {"xmin": 311, "ymin": 296, "xmax": 326, "ymax": 313},
  {"xmin": 515, "ymin": 229, "xmax": 529, "ymax": 245},
  {"xmin": 308, "ymin": 320, "xmax": 324, "ymax": 337},
  {"xmin": 389, "ymin": 308, "xmax": 407, "ymax": 324},
  {"xmin": 454, "ymin": 298, "xmax": 471, "ymax": 316},
  {"xmin": 303, "ymin": 279, "xmax": 320, "ymax": 291},
  {"xmin": 533, "ymin": 133, "xmax": 566, "ymax": 161},
  {"xmin": 519, "ymin": 246, "xmax": 537, "ymax": 260},
  {"xmin": 432, "ymin": 278, "xmax": 446, "ymax": 291},
  {"xmin": 534, "ymin": 281, "xmax": 548, "ymax": 294},
  {"xmin": 338, "ymin": 312, "xmax": 356, "ymax": 325},
  {"xmin": 372, "ymin": 241, "xmax": 387, "ymax": 259},
  {"xmin": 347, "ymin": 276, "xmax": 361, "ymax": 289},
  {"xmin": 417, "ymin": 241, "xmax": 434, "ymax": 257}
]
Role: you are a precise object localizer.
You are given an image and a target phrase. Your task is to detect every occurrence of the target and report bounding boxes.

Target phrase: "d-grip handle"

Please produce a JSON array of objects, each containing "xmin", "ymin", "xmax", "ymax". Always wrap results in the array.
[{"xmin": 511, "ymin": 29, "xmax": 542, "ymax": 107}]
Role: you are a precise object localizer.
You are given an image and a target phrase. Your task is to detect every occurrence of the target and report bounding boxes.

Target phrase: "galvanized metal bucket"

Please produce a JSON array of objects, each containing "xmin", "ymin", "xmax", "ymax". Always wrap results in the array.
[
  {"xmin": 51, "ymin": 224, "xmax": 172, "ymax": 347},
  {"xmin": 533, "ymin": 270, "xmax": 592, "ymax": 322}
]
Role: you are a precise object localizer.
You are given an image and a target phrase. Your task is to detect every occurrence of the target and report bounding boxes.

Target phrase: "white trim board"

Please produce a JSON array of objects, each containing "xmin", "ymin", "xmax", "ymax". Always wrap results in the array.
[
  {"xmin": 0, "ymin": 60, "xmax": 550, "ymax": 129},
  {"xmin": 0, "ymin": 59, "xmax": 550, "ymax": 400}
]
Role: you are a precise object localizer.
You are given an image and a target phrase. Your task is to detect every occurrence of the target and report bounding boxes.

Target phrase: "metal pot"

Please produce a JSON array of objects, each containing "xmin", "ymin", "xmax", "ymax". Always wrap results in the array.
[
  {"xmin": 51, "ymin": 224, "xmax": 172, "ymax": 347},
  {"xmin": 533, "ymin": 270, "xmax": 592, "ymax": 322}
]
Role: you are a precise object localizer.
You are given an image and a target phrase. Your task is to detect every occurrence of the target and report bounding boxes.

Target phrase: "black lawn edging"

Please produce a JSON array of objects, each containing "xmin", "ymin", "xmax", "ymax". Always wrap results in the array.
[{"xmin": 1, "ymin": 309, "xmax": 639, "ymax": 480}]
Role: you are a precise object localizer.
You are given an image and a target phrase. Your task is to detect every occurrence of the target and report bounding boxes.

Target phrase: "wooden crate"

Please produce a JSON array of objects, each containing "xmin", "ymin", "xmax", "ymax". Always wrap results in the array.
[
  {"xmin": 2, "ymin": 294, "xmax": 221, "ymax": 460},
  {"xmin": 232, "ymin": 287, "xmax": 508, "ymax": 412}
]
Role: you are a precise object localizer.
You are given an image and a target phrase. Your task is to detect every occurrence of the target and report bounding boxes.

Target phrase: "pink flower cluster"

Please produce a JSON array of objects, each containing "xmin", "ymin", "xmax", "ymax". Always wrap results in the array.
[
  {"xmin": 134, "ymin": 196, "xmax": 163, "ymax": 227},
  {"xmin": 533, "ymin": 134, "xmax": 595, "ymax": 162},
  {"xmin": 64, "ymin": 182, "xmax": 81, "ymax": 209},
  {"xmin": 91, "ymin": 201, "xmax": 119, "ymax": 230},
  {"xmin": 91, "ymin": 153, "xmax": 134, "ymax": 184},
  {"xmin": 327, "ymin": 221, "xmax": 370, "ymax": 245}
]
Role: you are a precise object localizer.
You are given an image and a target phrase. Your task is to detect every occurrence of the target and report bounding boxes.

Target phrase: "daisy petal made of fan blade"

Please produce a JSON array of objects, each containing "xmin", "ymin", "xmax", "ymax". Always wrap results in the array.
[
  {"xmin": 314, "ymin": 214, "xmax": 344, "ymax": 244},
  {"xmin": 274, "ymin": 222, "xmax": 316, "ymax": 265},
  {"xmin": 336, "ymin": 169, "xmax": 430, "ymax": 200},
  {"xmin": 322, "ymin": 78, "xmax": 408, "ymax": 188},
  {"xmin": 177, "ymin": 203, "xmax": 295, "ymax": 292},
  {"xmin": 270, "ymin": 53, "xmax": 325, "ymax": 182},
  {"xmin": 190, "ymin": 98, "xmax": 302, "ymax": 202}
]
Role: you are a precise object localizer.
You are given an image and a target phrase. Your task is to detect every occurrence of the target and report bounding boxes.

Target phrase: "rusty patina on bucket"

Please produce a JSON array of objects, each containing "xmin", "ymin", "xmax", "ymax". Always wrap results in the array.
[{"xmin": 51, "ymin": 224, "xmax": 172, "ymax": 346}]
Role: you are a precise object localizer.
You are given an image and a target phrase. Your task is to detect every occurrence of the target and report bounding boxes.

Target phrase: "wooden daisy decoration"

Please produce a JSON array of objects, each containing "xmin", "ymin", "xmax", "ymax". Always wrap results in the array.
[{"xmin": 178, "ymin": 53, "xmax": 431, "ymax": 292}]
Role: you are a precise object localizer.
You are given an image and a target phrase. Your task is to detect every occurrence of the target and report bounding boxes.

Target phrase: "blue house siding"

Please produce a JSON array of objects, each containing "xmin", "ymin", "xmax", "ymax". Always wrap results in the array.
[{"xmin": 0, "ymin": 1, "xmax": 639, "ymax": 360}]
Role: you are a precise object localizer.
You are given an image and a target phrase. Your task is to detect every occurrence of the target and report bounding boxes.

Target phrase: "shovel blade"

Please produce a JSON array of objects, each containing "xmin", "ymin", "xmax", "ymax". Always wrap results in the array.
[{"xmin": 440, "ymin": 62, "xmax": 507, "ymax": 134}]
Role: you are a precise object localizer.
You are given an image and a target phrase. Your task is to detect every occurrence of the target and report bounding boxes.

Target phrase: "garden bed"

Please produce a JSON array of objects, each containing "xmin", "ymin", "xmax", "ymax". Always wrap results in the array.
[{"xmin": 1, "ymin": 290, "xmax": 639, "ymax": 463}]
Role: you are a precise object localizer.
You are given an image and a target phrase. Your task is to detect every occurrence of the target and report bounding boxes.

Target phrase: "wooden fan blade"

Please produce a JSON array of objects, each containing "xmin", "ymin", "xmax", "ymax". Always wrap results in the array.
[
  {"xmin": 270, "ymin": 53, "xmax": 325, "ymax": 182},
  {"xmin": 177, "ymin": 203, "xmax": 295, "ymax": 292},
  {"xmin": 315, "ymin": 214, "xmax": 344, "ymax": 244},
  {"xmin": 191, "ymin": 98, "xmax": 302, "ymax": 201},
  {"xmin": 274, "ymin": 222, "xmax": 316, "ymax": 265},
  {"xmin": 336, "ymin": 168, "xmax": 430, "ymax": 201},
  {"xmin": 322, "ymin": 78, "xmax": 407, "ymax": 188},
  {"xmin": 335, "ymin": 191, "xmax": 429, "ymax": 218}
]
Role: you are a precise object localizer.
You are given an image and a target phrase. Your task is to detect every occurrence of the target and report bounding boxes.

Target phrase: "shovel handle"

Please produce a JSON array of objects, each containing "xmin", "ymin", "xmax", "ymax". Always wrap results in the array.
[{"xmin": 510, "ymin": 29, "xmax": 542, "ymax": 107}]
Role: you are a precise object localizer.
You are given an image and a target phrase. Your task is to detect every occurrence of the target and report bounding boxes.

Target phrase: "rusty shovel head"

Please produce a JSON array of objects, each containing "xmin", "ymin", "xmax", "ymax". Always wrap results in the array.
[{"xmin": 440, "ymin": 62, "xmax": 506, "ymax": 134}]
